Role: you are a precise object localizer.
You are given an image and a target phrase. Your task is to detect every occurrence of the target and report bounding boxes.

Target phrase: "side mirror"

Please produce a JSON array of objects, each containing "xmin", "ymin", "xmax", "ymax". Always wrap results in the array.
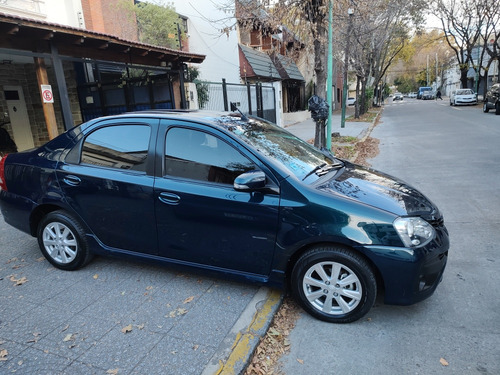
[{"xmin": 234, "ymin": 170, "xmax": 266, "ymax": 191}]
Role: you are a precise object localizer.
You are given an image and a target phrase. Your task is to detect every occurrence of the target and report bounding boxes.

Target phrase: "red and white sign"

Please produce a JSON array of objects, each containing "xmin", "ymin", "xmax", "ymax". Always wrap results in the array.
[{"xmin": 41, "ymin": 84, "xmax": 54, "ymax": 103}]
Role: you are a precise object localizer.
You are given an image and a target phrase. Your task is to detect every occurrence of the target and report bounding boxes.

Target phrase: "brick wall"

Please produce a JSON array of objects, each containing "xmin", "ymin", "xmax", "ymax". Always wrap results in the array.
[{"xmin": 81, "ymin": 0, "xmax": 138, "ymax": 41}]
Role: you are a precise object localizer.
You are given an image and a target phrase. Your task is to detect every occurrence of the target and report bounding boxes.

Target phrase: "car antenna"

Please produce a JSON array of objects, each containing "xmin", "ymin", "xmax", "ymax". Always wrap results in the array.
[{"xmin": 230, "ymin": 102, "xmax": 248, "ymax": 121}]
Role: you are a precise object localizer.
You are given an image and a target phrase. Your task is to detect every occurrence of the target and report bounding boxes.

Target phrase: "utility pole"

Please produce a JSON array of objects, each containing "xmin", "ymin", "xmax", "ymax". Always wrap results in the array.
[
  {"xmin": 435, "ymin": 53, "xmax": 438, "ymax": 89},
  {"xmin": 427, "ymin": 55, "xmax": 429, "ymax": 86}
]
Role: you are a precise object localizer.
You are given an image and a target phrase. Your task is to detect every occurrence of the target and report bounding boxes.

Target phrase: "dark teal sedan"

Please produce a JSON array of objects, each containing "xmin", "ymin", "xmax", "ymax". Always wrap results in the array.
[{"xmin": 0, "ymin": 110, "xmax": 449, "ymax": 323}]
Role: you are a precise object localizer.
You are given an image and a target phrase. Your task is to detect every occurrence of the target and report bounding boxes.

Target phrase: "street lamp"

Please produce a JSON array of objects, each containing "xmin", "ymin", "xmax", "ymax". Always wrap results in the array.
[
  {"xmin": 340, "ymin": 7, "xmax": 354, "ymax": 129},
  {"xmin": 326, "ymin": 0, "xmax": 333, "ymax": 149}
]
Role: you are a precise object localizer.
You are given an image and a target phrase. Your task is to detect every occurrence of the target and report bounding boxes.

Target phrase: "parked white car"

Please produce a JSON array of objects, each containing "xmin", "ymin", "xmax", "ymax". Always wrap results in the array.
[
  {"xmin": 408, "ymin": 92, "xmax": 417, "ymax": 98},
  {"xmin": 347, "ymin": 97, "xmax": 356, "ymax": 106},
  {"xmin": 450, "ymin": 89, "xmax": 477, "ymax": 106}
]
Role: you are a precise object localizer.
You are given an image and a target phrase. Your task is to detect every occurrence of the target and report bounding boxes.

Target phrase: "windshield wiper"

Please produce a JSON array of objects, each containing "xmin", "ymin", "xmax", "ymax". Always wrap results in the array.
[{"xmin": 302, "ymin": 162, "xmax": 343, "ymax": 181}]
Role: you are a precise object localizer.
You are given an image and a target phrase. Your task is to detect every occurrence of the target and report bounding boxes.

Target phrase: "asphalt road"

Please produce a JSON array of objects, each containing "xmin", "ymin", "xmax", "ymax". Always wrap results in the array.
[{"xmin": 279, "ymin": 98, "xmax": 500, "ymax": 374}]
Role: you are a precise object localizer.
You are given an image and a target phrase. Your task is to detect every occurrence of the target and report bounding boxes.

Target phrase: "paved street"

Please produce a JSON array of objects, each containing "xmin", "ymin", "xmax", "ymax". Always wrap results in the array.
[{"xmin": 279, "ymin": 99, "xmax": 500, "ymax": 374}]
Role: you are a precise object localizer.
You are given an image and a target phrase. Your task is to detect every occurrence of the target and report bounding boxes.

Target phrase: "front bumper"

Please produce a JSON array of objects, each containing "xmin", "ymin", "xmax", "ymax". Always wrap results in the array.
[
  {"xmin": 359, "ymin": 224, "xmax": 449, "ymax": 305},
  {"xmin": 455, "ymin": 99, "xmax": 477, "ymax": 105}
]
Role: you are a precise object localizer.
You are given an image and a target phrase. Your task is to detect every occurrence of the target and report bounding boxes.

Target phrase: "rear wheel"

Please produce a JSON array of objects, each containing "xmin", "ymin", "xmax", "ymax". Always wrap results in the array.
[
  {"xmin": 483, "ymin": 101, "xmax": 489, "ymax": 113},
  {"xmin": 37, "ymin": 211, "xmax": 93, "ymax": 270},
  {"xmin": 495, "ymin": 102, "xmax": 500, "ymax": 115},
  {"xmin": 291, "ymin": 246, "xmax": 377, "ymax": 323}
]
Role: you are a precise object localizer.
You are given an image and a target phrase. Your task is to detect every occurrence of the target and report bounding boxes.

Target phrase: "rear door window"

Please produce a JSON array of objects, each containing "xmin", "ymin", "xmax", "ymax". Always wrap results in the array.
[{"xmin": 80, "ymin": 124, "xmax": 151, "ymax": 172}]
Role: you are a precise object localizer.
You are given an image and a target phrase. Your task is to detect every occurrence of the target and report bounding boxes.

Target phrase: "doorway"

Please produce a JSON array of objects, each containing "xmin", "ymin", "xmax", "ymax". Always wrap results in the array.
[{"xmin": 3, "ymin": 85, "xmax": 34, "ymax": 151}]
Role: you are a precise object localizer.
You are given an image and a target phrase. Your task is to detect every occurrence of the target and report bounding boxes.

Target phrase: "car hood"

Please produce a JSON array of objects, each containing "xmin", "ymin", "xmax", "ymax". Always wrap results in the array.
[{"xmin": 315, "ymin": 161, "xmax": 441, "ymax": 220}]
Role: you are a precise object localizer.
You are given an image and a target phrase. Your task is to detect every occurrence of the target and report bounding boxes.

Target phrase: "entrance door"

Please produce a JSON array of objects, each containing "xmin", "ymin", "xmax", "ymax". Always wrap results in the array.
[{"xmin": 3, "ymin": 86, "xmax": 34, "ymax": 151}]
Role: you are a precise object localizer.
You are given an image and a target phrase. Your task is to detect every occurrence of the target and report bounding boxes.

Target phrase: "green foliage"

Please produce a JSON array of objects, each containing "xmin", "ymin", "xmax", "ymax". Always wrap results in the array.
[
  {"xmin": 122, "ymin": 0, "xmax": 182, "ymax": 48},
  {"xmin": 394, "ymin": 76, "xmax": 419, "ymax": 93},
  {"xmin": 188, "ymin": 66, "xmax": 209, "ymax": 108},
  {"xmin": 195, "ymin": 81, "xmax": 210, "ymax": 109},
  {"xmin": 364, "ymin": 86, "xmax": 374, "ymax": 107},
  {"xmin": 187, "ymin": 66, "xmax": 200, "ymax": 82}
]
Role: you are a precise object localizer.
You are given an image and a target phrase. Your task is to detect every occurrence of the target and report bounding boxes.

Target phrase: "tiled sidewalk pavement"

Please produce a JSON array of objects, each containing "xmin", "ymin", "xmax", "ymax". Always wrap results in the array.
[{"xmin": 0, "ymin": 214, "xmax": 279, "ymax": 374}]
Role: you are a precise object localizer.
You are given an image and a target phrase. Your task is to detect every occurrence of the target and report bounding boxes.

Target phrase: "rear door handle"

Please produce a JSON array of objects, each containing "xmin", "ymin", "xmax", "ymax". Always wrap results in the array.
[
  {"xmin": 158, "ymin": 192, "xmax": 180, "ymax": 205},
  {"xmin": 63, "ymin": 175, "xmax": 81, "ymax": 186}
]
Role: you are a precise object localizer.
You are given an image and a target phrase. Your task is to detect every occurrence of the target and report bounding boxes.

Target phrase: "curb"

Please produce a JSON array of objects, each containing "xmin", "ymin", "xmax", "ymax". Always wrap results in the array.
[
  {"xmin": 349, "ymin": 108, "xmax": 382, "ymax": 162},
  {"xmin": 201, "ymin": 288, "xmax": 283, "ymax": 375}
]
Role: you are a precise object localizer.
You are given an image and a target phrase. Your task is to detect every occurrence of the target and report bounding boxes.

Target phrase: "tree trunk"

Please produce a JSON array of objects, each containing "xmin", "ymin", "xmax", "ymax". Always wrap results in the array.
[
  {"xmin": 355, "ymin": 75, "xmax": 361, "ymax": 119},
  {"xmin": 313, "ymin": 20, "xmax": 327, "ymax": 149}
]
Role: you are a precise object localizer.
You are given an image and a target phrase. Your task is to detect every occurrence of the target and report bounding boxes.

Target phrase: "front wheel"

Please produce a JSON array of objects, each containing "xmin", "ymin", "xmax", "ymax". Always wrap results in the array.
[
  {"xmin": 483, "ymin": 102, "xmax": 489, "ymax": 113},
  {"xmin": 291, "ymin": 246, "xmax": 377, "ymax": 323},
  {"xmin": 37, "ymin": 210, "xmax": 93, "ymax": 270},
  {"xmin": 496, "ymin": 102, "xmax": 500, "ymax": 115}
]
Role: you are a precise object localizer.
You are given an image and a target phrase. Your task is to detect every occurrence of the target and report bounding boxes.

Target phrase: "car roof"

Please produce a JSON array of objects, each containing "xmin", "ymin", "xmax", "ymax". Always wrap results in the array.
[{"xmin": 81, "ymin": 109, "xmax": 250, "ymax": 131}]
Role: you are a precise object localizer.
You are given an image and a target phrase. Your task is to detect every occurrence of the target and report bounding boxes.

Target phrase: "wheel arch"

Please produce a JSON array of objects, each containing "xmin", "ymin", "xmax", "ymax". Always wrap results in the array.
[
  {"xmin": 284, "ymin": 241, "xmax": 385, "ymax": 293},
  {"xmin": 29, "ymin": 204, "xmax": 88, "ymax": 237}
]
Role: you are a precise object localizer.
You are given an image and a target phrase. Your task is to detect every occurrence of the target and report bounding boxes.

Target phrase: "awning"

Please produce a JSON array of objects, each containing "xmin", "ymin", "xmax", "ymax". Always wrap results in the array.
[
  {"xmin": 0, "ymin": 12, "xmax": 205, "ymax": 67},
  {"xmin": 239, "ymin": 44, "xmax": 279, "ymax": 81},
  {"xmin": 271, "ymin": 53, "xmax": 304, "ymax": 81}
]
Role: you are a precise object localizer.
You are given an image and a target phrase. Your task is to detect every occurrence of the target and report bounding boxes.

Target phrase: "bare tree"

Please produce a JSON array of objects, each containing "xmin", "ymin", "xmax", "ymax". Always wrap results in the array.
[{"xmin": 432, "ymin": 0, "xmax": 492, "ymax": 90}]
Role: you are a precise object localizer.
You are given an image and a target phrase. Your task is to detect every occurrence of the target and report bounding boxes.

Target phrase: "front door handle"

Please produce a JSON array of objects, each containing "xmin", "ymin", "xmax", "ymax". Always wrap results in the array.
[
  {"xmin": 63, "ymin": 175, "xmax": 81, "ymax": 186},
  {"xmin": 158, "ymin": 192, "xmax": 180, "ymax": 205}
]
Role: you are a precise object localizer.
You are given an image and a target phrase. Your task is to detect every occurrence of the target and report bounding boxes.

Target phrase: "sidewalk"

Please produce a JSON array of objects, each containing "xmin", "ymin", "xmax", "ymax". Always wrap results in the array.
[{"xmin": 285, "ymin": 107, "xmax": 375, "ymax": 144}]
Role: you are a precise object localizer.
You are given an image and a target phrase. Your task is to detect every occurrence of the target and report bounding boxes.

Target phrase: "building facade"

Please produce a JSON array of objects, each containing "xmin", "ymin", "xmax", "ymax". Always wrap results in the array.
[{"xmin": 0, "ymin": 0, "xmax": 204, "ymax": 152}]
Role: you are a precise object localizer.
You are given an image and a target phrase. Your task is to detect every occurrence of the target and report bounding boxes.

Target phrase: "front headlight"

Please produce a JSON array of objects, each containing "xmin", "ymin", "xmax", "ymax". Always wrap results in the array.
[{"xmin": 393, "ymin": 217, "xmax": 435, "ymax": 248}]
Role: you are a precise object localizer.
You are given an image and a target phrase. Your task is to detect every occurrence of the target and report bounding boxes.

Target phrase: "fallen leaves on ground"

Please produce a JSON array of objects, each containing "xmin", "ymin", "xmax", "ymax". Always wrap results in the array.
[
  {"xmin": 106, "ymin": 369, "xmax": 119, "ymax": 375},
  {"xmin": 121, "ymin": 324, "xmax": 133, "ymax": 334},
  {"xmin": 440, "ymin": 358, "xmax": 449, "ymax": 366},
  {"xmin": 0, "ymin": 349, "xmax": 8, "ymax": 361},
  {"xmin": 244, "ymin": 297, "xmax": 301, "ymax": 375},
  {"xmin": 183, "ymin": 296, "xmax": 194, "ymax": 304},
  {"xmin": 9, "ymin": 275, "xmax": 27, "ymax": 286},
  {"xmin": 63, "ymin": 333, "xmax": 76, "ymax": 342},
  {"xmin": 353, "ymin": 137, "xmax": 380, "ymax": 167},
  {"xmin": 165, "ymin": 308, "xmax": 188, "ymax": 318}
]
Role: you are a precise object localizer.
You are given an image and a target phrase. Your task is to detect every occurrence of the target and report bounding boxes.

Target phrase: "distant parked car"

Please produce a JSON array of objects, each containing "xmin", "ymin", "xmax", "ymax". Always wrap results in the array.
[
  {"xmin": 450, "ymin": 89, "xmax": 477, "ymax": 106},
  {"xmin": 422, "ymin": 91, "xmax": 435, "ymax": 100},
  {"xmin": 347, "ymin": 97, "xmax": 356, "ymax": 106},
  {"xmin": 408, "ymin": 92, "xmax": 417, "ymax": 98},
  {"xmin": 417, "ymin": 87, "xmax": 432, "ymax": 99},
  {"xmin": 483, "ymin": 84, "xmax": 500, "ymax": 115},
  {"xmin": 393, "ymin": 92, "xmax": 403, "ymax": 101},
  {"xmin": 0, "ymin": 110, "xmax": 450, "ymax": 323}
]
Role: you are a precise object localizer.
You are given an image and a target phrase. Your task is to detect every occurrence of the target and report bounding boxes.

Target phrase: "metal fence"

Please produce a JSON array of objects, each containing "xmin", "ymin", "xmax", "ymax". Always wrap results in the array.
[{"xmin": 196, "ymin": 79, "xmax": 276, "ymax": 123}]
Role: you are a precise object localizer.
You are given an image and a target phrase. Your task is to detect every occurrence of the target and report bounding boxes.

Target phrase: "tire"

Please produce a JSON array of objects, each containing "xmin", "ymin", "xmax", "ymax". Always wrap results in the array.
[
  {"xmin": 37, "ymin": 210, "xmax": 93, "ymax": 270},
  {"xmin": 496, "ymin": 102, "xmax": 500, "ymax": 115},
  {"xmin": 450, "ymin": 101, "xmax": 452, "ymax": 106},
  {"xmin": 291, "ymin": 246, "xmax": 377, "ymax": 323},
  {"xmin": 483, "ymin": 102, "xmax": 489, "ymax": 113}
]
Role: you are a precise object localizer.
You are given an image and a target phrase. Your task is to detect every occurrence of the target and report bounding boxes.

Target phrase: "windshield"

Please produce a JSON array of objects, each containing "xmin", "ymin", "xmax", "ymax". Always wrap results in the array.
[
  {"xmin": 456, "ymin": 89, "xmax": 473, "ymax": 95},
  {"xmin": 214, "ymin": 116, "xmax": 341, "ymax": 182}
]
